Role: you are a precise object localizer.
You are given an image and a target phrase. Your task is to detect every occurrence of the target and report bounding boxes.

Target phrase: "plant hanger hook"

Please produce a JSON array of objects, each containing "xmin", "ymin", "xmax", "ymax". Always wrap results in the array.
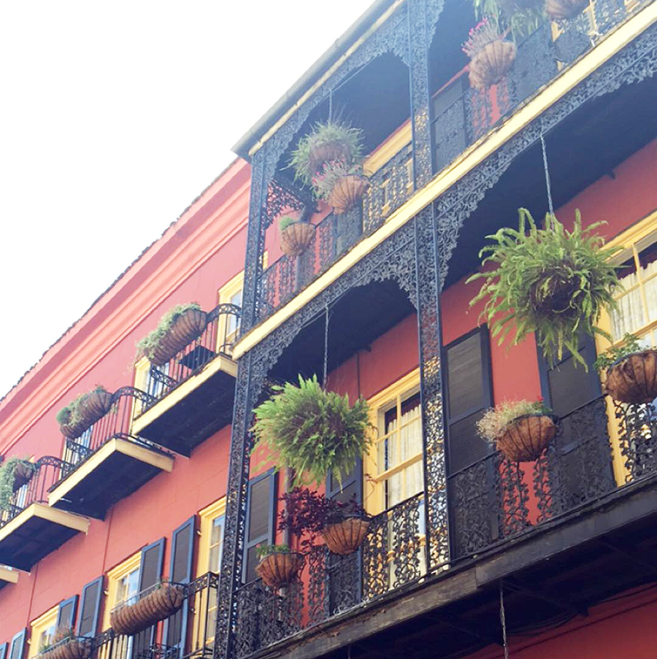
[{"xmin": 540, "ymin": 129, "xmax": 555, "ymax": 218}]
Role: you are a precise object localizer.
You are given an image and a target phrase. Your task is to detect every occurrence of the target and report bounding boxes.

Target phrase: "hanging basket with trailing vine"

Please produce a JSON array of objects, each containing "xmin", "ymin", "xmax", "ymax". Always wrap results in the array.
[
  {"xmin": 56, "ymin": 386, "xmax": 113, "ymax": 439},
  {"xmin": 0, "ymin": 458, "xmax": 36, "ymax": 513},
  {"xmin": 252, "ymin": 375, "xmax": 371, "ymax": 487},
  {"xmin": 255, "ymin": 545, "xmax": 303, "ymax": 588},
  {"xmin": 467, "ymin": 208, "xmax": 620, "ymax": 368},
  {"xmin": 279, "ymin": 216, "xmax": 315, "ymax": 258}
]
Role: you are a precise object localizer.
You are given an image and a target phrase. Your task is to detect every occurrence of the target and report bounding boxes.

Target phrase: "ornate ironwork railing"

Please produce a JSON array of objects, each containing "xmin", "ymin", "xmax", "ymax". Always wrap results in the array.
[
  {"xmin": 432, "ymin": 0, "xmax": 650, "ymax": 174},
  {"xmin": 136, "ymin": 304, "xmax": 241, "ymax": 414},
  {"xmin": 256, "ymin": 144, "xmax": 413, "ymax": 323},
  {"xmin": 56, "ymin": 387, "xmax": 160, "ymax": 481},
  {"xmin": 0, "ymin": 456, "xmax": 70, "ymax": 528},
  {"xmin": 93, "ymin": 572, "xmax": 219, "ymax": 659}
]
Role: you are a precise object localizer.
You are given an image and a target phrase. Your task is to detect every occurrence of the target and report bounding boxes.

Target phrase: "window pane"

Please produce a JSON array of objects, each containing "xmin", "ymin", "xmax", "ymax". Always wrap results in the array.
[{"xmin": 447, "ymin": 334, "xmax": 484, "ymax": 418}]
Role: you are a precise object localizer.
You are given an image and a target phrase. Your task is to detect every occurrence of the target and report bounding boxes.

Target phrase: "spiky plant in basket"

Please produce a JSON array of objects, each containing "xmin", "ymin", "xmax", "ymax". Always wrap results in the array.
[
  {"xmin": 251, "ymin": 375, "xmax": 371, "ymax": 487},
  {"xmin": 468, "ymin": 208, "xmax": 620, "ymax": 368}
]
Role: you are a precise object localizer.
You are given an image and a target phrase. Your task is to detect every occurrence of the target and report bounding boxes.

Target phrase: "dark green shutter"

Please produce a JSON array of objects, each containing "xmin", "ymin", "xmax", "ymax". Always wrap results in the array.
[
  {"xmin": 8, "ymin": 630, "xmax": 25, "ymax": 659},
  {"xmin": 56, "ymin": 595, "xmax": 78, "ymax": 631},
  {"xmin": 243, "ymin": 471, "xmax": 276, "ymax": 583},
  {"xmin": 77, "ymin": 577, "xmax": 103, "ymax": 637},
  {"xmin": 132, "ymin": 539, "xmax": 165, "ymax": 658}
]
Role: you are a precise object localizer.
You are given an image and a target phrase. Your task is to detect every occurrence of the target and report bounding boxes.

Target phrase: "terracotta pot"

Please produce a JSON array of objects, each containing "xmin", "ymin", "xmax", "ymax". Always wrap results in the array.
[
  {"xmin": 322, "ymin": 517, "xmax": 370, "ymax": 555},
  {"xmin": 41, "ymin": 638, "xmax": 92, "ymax": 659},
  {"xmin": 496, "ymin": 414, "xmax": 558, "ymax": 462},
  {"xmin": 149, "ymin": 308, "xmax": 208, "ymax": 366},
  {"xmin": 308, "ymin": 141, "xmax": 352, "ymax": 177},
  {"xmin": 280, "ymin": 222, "xmax": 316, "ymax": 258},
  {"xmin": 328, "ymin": 175, "xmax": 370, "ymax": 215},
  {"xmin": 11, "ymin": 462, "xmax": 34, "ymax": 492},
  {"xmin": 604, "ymin": 350, "xmax": 657, "ymax": 405},
  {"xmin": 255, "ymin": 552, "xmax": 302, "ymax": 588},
  {"xmin": 546, "ymin": 0, "xmax": 590, "ymax": 20},
  {"xmin": 469, "ymin": 40, "xmax": 517, "ymax": 90},
  {"xmin": 110, "ymin": 582, "xmax": 185, "ymax": 636}
]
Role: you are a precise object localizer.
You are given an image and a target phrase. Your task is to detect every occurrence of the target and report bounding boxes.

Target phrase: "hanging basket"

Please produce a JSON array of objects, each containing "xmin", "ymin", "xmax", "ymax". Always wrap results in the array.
[
  {"xmin": 110, "ymin": 582, "xmax": 185, "ymax": 636},
  {"xmin": 322, "ymin": 516, "xmax": 370, "ymax": 555},
  {"xmin": 256, "ymin": 551, "xmax": 302, "ymax": 588},
  {"xmin": 546, "ymin": 0, "xmax": 590, "ymax": 20},
  {"xmin": 604, "ymin": 350, "xmax": 657, "ymax": 405},
  {"xmin": 77, "ymin": 390, "xmax": 113, "ymax": 427},
  {"xmin": 40, "ymin": 638, "xmax": 92, "ymax": 659},
  {"xmin": 149, "ymin": 308, "xmax": 208, "ymax": 366},
  {"xmin": 11, "ymin": 461, "xmax": 34, "ymax": 492},
  {"xmin": 328, "ymin": 175, "xmax": 370, "ymax": 215},
  {"xmin": 308, "ymin": 141, "xmax": 353, "ymax": 177},
  {"xmin": 280, "ymin": 222, "xmax": 316, "ymax": 258},
  {"xmin": 527, "ymin": 266, "xmax": 581, "ymax": 317},
  {"xmin": 496, "ymin": 414, "xmax": 558, "ymax": 462},
  {"xmin": 469, "ymin": 40, "xmax": 517, "ymax": 90}
]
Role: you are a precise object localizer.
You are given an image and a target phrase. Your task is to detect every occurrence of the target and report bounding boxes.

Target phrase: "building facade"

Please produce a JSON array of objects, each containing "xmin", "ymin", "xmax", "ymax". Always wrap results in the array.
[{"xmin": 1, "ymin": 1, "xmax": 657, "ymax": 659}]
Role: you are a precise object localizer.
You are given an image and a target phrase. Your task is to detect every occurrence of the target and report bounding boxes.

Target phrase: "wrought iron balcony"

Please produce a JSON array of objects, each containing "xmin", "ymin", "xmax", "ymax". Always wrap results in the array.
[
  {"xmin": 131, "ymin": 304, "xmax": 241, "ymax": 456},
  {"xmin": 0, "ymin": 457, "xmax": 90, "ymax": 570},
  {"xmin": 49, "ymin": 387, "xmax": 173, "ymax": 519},
  {"xmin": 229, "ymin": 395, "xmax": 657, "ymax": 658},
  {"xmin": 93, "ymin": 572, "xmax": 219, "ymax": 659}
]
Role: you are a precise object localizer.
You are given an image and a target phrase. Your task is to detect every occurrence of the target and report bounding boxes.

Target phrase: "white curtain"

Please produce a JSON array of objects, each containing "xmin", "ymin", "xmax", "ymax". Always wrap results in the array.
[{"xmin": 611, "ymin": 259, "xmax": 657, "ymax": 341}]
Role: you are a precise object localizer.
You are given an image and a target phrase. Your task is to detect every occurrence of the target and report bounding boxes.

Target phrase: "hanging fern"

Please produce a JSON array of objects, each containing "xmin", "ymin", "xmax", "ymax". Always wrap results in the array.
[
  {"xmin": 251, "ymin": 375, "xmax": 371, "ymax": 487},
  {"xmin": 467, "ymin": 208, "xmax": 621, "ymax": 368}
]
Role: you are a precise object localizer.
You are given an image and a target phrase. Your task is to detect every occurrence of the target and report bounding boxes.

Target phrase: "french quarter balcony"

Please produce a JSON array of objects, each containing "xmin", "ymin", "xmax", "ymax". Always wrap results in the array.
[
  {"xmin": 93, "ymin": 572, "xmax": 219, "ymax": 659},
  {"xmin": 131, "ymin": 304, "xmax": 241, "ymax": 456},
  {"xmin": 48, "ymin": 387, "xmax": 174, "ymax": 520},
  {"xmin": 244, "ymin": 0, "xmax": 653, "ymax": 332},
  {"xmin": 231, "ymin": 396, "xmax": 657, "ymax": 659},
  {"xmin": 0, "ymin": 457, "xmax": 90, "ymax": 571}
]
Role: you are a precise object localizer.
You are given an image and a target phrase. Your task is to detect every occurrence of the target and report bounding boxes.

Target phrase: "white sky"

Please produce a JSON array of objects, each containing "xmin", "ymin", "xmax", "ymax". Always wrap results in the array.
[{"xmin": 0, "ymin": 0, "xmax": 374, "ymax": 398}]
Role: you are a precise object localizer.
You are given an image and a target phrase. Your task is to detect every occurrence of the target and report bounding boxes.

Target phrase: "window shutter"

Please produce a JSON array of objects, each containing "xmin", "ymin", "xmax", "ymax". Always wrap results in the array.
[
  {"xmin": 133, "ymin": 539, "xmax": 165, "ymax": 657},
  {"xmin": 77, "ymin": 577, "xmax": 103, "ymax": 638},
  {"xmin": 0, "ymin": 642, "xmax": 7, "ymax": 659},
  {"xmin": 164, "ymin": 517, "xmax": 195, "ymax": 652},
  {"xmin": 56, "ymin": 595, "xmax": 78, "ymax": 631},
  {"xmin": 443, "ymin": 327, "xmax": 493, "ymax": 475},
  {"xmin": 243, "ymin": 471, "xmax": 276, "ymax": 583},
  {"xmin": 8, "ymin": 630, "xmax": 25, "ymax": 659}
]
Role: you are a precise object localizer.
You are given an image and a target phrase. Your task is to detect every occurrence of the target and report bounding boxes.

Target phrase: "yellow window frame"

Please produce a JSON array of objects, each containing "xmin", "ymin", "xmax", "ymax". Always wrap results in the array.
[
  {"xmin": 102, "ymin": 551, "xmax": 141, "ymax": 631},
  {"xmin": 28, "ymin": 606, "xmax": 58, "ymax": 658},
  {"xmin": 217, "ymin": 271, "xmax": 244, "ymax": 354},
  {"xmin": 197, "ymin": 497, "xmax": 226, "ymax": 577},
  {"xmin": 363, "ymin": 369, "xmax": 422, "ymax": 517},
  {"xmin": 596, "ymin": 208, "xmax": 657, "ymax": 485}
]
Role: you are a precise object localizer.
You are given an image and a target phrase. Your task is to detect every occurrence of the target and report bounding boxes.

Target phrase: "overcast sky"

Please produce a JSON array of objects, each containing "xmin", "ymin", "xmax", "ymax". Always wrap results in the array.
[{"xmin": 0, "ymin": 0, "xmax": 374, "ymax": 397}]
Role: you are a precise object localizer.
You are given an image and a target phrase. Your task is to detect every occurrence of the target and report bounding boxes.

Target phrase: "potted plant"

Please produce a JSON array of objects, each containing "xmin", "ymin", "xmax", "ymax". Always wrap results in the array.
[
  {"xmin": 279, "ymin": 214, "xmax": 315, "ymax": 258},
  {"xmin": 463, "ymin": 19, "xmax": 517, "ymax": 90},
  {"xmin": 255, "ymin": 544, "xmax": 303, "ymax": 588},
  {"xmin": 137, "ymin": 303, "xmax": 207, "ymax": 367},
  {"xmin": 110, "ymin": 579, "xmax": 185, "ymax": 636},
  {"xmin": 595, "ymin": 333, "xmax": 657, "ymax": 405},
  {"xmin": 477, "ymin": 400, "xmax": 558, "ymax": 462},
  {"xmin": 39, "ymin": 627, "xmax": 91, "ymax": 659},
  {"xmin": 0, "ymin": 458, "xmax": 35, "ymax": 512},
  {"xmin": 468, "ymin": 209, "xmax": 620, "ymax": 368},
  {"xmin": 56, "ymin": 386, "xmax": 113, "ymax": 439},
  {"xmin": 252, "ymin": 375, "xmax": 371, "ymax": 487},
  {"xmin": 279, "ymin": 488, "xmax": 370, "ymax": 556},
  {"xmin": 546, "ymin": 0, "xmax": 589, "ymax": 21},
  {"xmin": 290, "ymin": 121, "xmax": 368, "ymax": 213}
]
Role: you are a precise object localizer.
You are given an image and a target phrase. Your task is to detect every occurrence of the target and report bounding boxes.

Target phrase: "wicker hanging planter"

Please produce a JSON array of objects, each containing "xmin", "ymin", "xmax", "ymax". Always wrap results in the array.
[
  {"xmin": 280, "ymin": 222, "xmax": 316, "ymax": 258},
  {"xmin": 469, "ymin": 40, "xmax": 517, "ymax": 90},
  {"xmin": 308, "ymin": 141, "xmax": 353, "ymax": 177},
  {"xmin": 11, "ymin": 461, "xmax": 34, "ymax": 492},
  {"xmin": 77, "ymin": 390, "xmax": 113, "ymax": 427},
  {"xmin": 546, "ymin": 0, "xmax": 589, "ymax": 20},
  {"xmin": 149, "ymin": 308, "xmax": 207, "ymax": 366},
  {"xmin": 256, "ymin": 551, "xmax": 302, "ymax": 588},
  {"xmin": 110, "ymin": 582, "xmax": 185, "ymax": 636},
  {"xmin": 322, "ymin": 516, "xmax": 370, "ymax": 555},
  {"xmin": 328, "ymin": 175, "xmax": 370, "ymax": 215},
  {"xmin": 604, "ymin": 350, "xmax": 657, "ymax": 405},
  {"xmin": 40, "ymin": 638, "xmax": 92, "ymax": 659},
  {"xmin": 496, "ymin": 414, "xmax": 558, "ymax": 462}
]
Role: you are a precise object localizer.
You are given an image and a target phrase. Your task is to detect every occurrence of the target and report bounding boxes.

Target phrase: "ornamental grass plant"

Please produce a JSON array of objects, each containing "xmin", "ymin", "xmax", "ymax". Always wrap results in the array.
[
  {"xmin": 251, "ymin": 375, "xmax": 371, "ymax": 487},
  {"xmin": 468, "ymin": 208, "xmax": 620, "ymax": 368},
  {"xmin": 476, "ymin": 400, "xmax": 551, "ymax": 443}
]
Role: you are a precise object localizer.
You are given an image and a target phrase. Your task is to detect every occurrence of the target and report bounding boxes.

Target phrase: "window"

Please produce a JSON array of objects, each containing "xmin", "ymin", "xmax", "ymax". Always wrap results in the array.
[
  {"xmin": 364, "ymin": 370, "xmax": 423, "ymax": 515},
  {"xmin": 103, "ymin": 552, "xmax": 141, "ymax": 631},
  {"xmin": 28, "ymin": 608, "xmax": 57, "ymax": 659},
  {"xmin": 243, "ymin": 471, "xmax": 276, "ymax": 583},
  {"xmin": 8, "ymin": 631, "xmax": 25, "ymax": 659},
  {"xmin": 218, "ymin": 272, "xmax": 244, "ymax": 354}
]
